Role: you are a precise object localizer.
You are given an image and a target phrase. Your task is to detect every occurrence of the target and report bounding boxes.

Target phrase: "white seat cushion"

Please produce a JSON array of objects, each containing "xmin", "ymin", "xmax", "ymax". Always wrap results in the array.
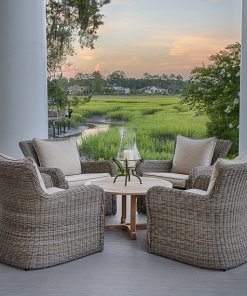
[
  {"xmin": 143, "ymin": 172, "xmax": 189, "ymax": 188},
  {"xmin": 46, "ymin": 187, "xmax": 65, "ymax": 195},
  {"xmin": 33, "ymin": 138, "xmax": 81, "ymax": 176},
  {"xmin": 186, "ymin": 188, "xmax": 207, "ymax": 195},
  {"xmin": 171, "ymin": 135, "xmax": 216, "ymax": 174},
  {"xmin": 65, "ymin": 173, "xmax": 111, "ymax": 188}
]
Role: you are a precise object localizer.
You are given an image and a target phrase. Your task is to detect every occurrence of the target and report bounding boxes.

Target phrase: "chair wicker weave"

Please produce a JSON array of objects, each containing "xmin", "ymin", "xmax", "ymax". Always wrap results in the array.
[
  {"xmin": 146, "ymin": 161, "xmax": 247, "ymax": 270},
  {"xmin": 19, "ymin": 139, "xmax": 118, "ymax": 215},
  {"xmin": 0, "ymin": 159, "xmax": 105, "ymax": 269},
  {"xmin": 136, "ymin": 139, "xmax": 232, "ymax": 214}
]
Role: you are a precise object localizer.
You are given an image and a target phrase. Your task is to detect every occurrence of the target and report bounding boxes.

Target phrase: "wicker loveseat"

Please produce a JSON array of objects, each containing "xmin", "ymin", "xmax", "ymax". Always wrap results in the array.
[
  {"xmin": 0, "ymin": 158, "xmax": 105, "ymax": 269},
  {"xmin": 146, "ymin": 159, "xmax": 247, "ymax": 270},
  {"xmin": 19, "ymin": 139, "xmax": 118, "ymax": 215},
  {"xmin": 136, "ymin": 138, "xmax": 232, "ymax": 213}
]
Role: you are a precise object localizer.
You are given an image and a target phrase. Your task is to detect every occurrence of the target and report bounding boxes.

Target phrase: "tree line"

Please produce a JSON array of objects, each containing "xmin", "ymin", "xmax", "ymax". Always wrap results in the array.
[{"xmin": 55, "ymin": 70, "xmax": 187, "ymax": 95}]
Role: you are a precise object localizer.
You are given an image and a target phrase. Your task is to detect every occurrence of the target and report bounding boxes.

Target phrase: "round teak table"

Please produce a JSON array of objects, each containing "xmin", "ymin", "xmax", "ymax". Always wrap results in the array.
[{"xmin": 86, "ymin": 176, "xmax": 172, "ymax": 240}]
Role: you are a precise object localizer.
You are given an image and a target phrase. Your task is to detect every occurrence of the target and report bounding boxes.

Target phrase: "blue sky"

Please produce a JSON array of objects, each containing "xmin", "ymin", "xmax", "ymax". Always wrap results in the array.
[{"xmin": 63, "ymin": 0, "xmax": 241, "ymax": 79}]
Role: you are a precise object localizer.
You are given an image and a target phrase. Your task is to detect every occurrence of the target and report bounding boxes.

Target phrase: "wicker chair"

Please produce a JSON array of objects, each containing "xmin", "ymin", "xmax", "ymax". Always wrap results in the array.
[
  {"xmin": 19, "ymin": 139, "xmax": 118, "ymax": 215},
  {"xmin": 136, "ymin": 139, "xmax": 232, "ymax": 214},
  {"xmin": 146, "ymin": 160, "xmax": 247, "ymax": 270},
  {"xmin": 0, "ymin": 159, "xmax": 105, "ymax": 269}
]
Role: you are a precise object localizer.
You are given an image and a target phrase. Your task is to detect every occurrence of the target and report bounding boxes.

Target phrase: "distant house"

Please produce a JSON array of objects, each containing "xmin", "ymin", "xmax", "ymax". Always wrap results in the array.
[
  {"xmin": 111, "ymin": 86, "xmax": 130, "ymax": 95},
  {"xmin": 68, "ymin": 85, "xmax": 87, "ymax": 95},
  {"xmin": 144, "ymin": 86, "xmax": 169, "ymax": 95}
]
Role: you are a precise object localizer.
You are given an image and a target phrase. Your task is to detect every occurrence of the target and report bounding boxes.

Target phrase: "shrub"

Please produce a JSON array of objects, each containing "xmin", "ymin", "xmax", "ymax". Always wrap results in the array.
[{"xmin": 181, "ymin": 43, "xmax": 240, "ymax": 155}]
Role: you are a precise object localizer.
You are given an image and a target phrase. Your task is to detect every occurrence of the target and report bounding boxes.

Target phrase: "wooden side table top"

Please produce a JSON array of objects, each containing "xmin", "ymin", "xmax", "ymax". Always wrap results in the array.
[{"xmin": 86, "ymin": 176, "xmax": 172, "ymax": 195}]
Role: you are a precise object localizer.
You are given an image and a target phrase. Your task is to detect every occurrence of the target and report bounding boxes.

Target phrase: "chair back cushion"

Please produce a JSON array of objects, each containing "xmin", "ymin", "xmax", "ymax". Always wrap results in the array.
[
  {"xmin": 33, "ymin": 138, "xmax": 81, "ymax": 176},
  {"xmin": 171, "ymin": 135, "xmax": 216, "ymax": 174},
  {"xmin": 207, "ymin": 153, "xmax": 247, "ymax": 193},
  {"xmin": 0, "ymin": 153, "xmax": 16, "ymax": 161},
  {"xmin": 0, "ymin": 156, "xmax": 47, "ymax": 193},
  {"xmin": 24, "ymin": 157, "xmax": 48, "ymax": 192}
]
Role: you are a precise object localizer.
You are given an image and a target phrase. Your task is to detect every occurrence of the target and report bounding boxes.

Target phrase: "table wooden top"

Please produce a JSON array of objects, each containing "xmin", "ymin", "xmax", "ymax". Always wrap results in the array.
[{"xmin": 85, "ymin": 176, "xmax": 172, "ymax": 195}]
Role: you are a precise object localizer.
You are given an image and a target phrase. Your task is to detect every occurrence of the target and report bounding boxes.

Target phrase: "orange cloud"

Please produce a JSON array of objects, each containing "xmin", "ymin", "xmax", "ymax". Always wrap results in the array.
[
  {"xmin": 94, "ymin": 64, "xmax": 101, "ymax": 72},
  {"xmin": 63, "ymin": 29, "xmax": 239, "ymax": 79},
  {"xmin": 169, "ymin": 34, "xmax": 233, "ymax": 61}
]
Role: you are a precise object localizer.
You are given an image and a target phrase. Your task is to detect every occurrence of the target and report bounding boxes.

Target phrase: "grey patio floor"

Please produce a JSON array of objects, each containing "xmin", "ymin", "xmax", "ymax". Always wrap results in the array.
[{"xmin": 0, "ymin": 198, "xmax": 247, "ymax": 296}]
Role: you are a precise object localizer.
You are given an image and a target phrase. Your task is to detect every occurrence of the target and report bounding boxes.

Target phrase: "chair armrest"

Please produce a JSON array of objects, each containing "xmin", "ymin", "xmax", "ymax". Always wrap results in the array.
[
  {"xmin": 44, "ymin": 184, "xmax": 104, "ymax": 201},
  {"xmin": 41, "ymin": 173, "xmax": 53, "ymax": 188},
  {"xmin": 39, "ymin": 167, "xmax": 68, "ymax": 189},
  {"xmin": 193, "ymin": 174, "xmax": 212, "ymax": 191},
  {"xmin": 187, "ymin": 165, "xmax": 214, "ymax": 189},
  {"xmin": 136, "ymin": 160, "xmax": 172, "ymax": 176},
  {"xmin": 80, "ymin": 160, "xmax": 118, "ymax": 176},
  {"xmin": 147, "ymin": 186, "xmax": 209, "ymax": 217}
]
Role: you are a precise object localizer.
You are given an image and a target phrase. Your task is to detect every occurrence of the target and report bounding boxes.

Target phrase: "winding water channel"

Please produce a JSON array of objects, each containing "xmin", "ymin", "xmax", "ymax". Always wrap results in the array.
[
  {"xmin": 74, "ymin": 115, "xmax": 124, "ymax": 144},
  {"xmin": 49, "ymin": 115, "xmax": 123, "ymax": 141},
  {"xmin": 75, "ymin": 123, "xmax": 110, "ymax": 145}
]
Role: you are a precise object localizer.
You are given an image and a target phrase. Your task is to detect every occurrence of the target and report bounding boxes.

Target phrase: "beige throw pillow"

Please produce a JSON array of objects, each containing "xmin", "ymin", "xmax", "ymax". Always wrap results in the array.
[
  {"xmin": 171, "ymin": 135, "xmax": 216, "ymax": 174},
  {"xmin": 33, "ymin": 138, "xmax": 81, "ymax": 176}
]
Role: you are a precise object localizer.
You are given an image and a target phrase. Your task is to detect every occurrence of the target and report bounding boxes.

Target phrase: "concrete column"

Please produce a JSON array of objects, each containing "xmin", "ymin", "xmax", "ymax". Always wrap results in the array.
[
  {"xmin": 0, "ymin": 0, "xmax": 48, "ymax": 158},
  {"xmin": 239, "ymin": 0, "xmax": 247, "ymax": 153}
]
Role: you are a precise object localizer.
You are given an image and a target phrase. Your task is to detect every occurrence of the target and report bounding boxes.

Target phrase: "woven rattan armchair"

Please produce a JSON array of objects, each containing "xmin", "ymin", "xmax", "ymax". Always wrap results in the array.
[
  {"xmin": 19, "ymin": 139, "xmax": 118, "ymax": 215},
  {"xmin": 146, "ymin": 160, "xmax": 247, "ymax": 270},
  {"xmin": 0, "ymin": 159, "xmax": 105, "ymax": 270},
  {"xmin": 136, "ymin": 139, "xmax": 232, "ymax": 213}
]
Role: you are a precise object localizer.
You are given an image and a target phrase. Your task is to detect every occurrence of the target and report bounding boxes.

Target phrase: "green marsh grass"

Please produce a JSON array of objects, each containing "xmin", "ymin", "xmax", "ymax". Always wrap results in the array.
[{"xmin": 76, "ymin": 96, "xmax": 208, "ymax": 160}]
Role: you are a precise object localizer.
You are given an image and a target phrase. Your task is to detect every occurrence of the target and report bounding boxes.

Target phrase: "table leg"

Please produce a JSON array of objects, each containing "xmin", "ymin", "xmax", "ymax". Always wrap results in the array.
[
  {"xmin": 129, "ymin": 195, "xmax": 137, "ymax": 240},
  {"xmin": 121, "ymin": 194, "xmax": 126, "ymax": 224}
]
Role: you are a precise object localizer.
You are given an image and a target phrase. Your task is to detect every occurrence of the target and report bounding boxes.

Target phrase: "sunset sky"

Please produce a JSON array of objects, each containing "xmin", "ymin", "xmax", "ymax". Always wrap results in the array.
[{"xmin": 63, "ymin": 0, "xmax": 241, "ymax": 79}]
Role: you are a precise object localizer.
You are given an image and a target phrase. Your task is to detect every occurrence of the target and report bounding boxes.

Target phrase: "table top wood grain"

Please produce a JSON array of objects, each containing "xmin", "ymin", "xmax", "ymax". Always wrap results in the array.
[{"xmin": 85, "ymin": 176, "xmax": 172, "ymax": 195}]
